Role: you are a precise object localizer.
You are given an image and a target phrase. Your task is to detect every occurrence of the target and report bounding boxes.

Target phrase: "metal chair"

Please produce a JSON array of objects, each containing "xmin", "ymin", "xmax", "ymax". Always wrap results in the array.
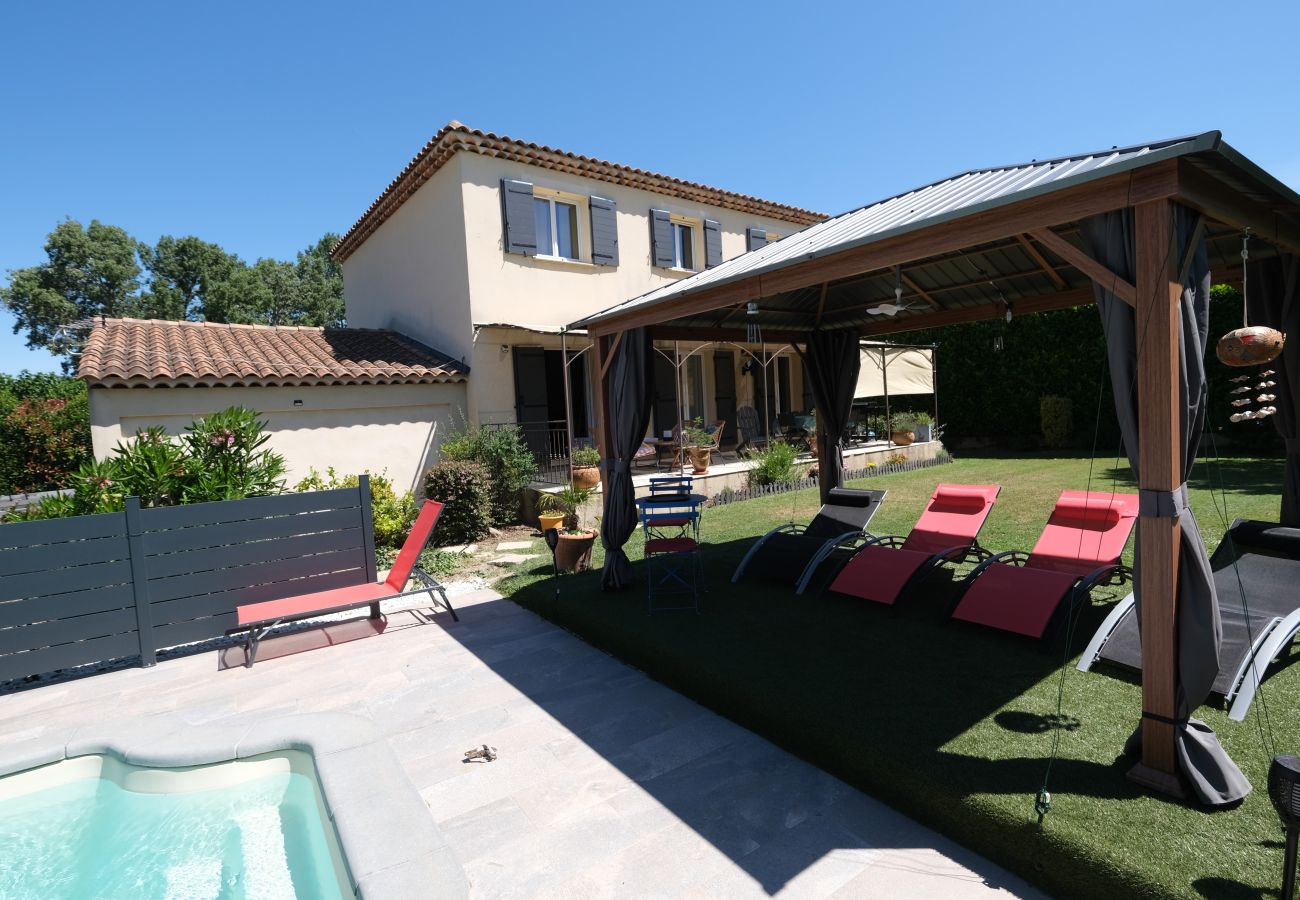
[{"xmin": 646, "ymin": 536, "xmax": 701, "ymax": 614}]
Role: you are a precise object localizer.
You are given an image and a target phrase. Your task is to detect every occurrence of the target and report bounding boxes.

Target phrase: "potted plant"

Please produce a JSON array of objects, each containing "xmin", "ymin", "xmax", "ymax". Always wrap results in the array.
[
  {"xmin": 681, "ymin": 417, "xmax": 716, "ymax": 474},
  {"xmin": 569, "ymin": 446, "xmax": 601, "ymax": 490},
  {"xmin": 537, "ymin": 484, "xmax": 597, "ymax": 571},
  {"xmin": 889, "ymin": 412, "xmax": 920, "ymax": 446},
  {"xmin": 912, "ymin": 411, "xmax": 934, "ymax": 443}
]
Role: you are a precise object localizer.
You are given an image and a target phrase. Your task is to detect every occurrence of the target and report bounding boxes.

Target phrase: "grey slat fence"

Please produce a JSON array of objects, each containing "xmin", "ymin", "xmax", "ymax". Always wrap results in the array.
[{"xmin": 0, "ymin": 478, "xmax": 374, "ymax": 685}]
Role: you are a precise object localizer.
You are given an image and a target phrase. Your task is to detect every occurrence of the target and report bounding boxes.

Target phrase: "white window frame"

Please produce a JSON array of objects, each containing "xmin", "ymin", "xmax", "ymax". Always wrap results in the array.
[
  {"xmin": 532, "ymin": 186, "xmax": 591, "ymax": 263},
  {"xmin": 669, "ymin": 213, "xmax": 700, "ymax": 272}
]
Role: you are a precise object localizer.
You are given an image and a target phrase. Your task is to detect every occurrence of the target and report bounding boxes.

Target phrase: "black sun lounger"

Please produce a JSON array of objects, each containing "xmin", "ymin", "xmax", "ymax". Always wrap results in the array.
[
  {"xmin": 731, "ymin": 487, "xmax": 886, "ymax": 594},
  {"xmin": 1078, "ymin": 519, "xmax": 1300, "ymax": 720}
]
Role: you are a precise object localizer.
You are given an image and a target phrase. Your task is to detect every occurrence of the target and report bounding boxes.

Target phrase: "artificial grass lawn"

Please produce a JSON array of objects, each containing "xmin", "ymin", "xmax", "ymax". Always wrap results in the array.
[{"xmin": 498, "ymin": 453, "xmax": 1292, "ymax": 900}]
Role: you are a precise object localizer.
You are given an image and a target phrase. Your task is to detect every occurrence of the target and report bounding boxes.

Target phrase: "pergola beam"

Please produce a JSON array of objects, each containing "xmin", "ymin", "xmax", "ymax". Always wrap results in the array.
[
  {"xmin": 1176, "ymin": 160, "xmax": 1300, "ymax": 257},
  {"xmin": 858, "ymin": 287, "xmax": 1094, "ymax": 336},
  {"xmin": 1015, "ymin": 234, "xmax": 1068, "ymax": 290},
  {"xmin": 1027, "ymin": 228, "xmax": 1137, "ymax": 306}
]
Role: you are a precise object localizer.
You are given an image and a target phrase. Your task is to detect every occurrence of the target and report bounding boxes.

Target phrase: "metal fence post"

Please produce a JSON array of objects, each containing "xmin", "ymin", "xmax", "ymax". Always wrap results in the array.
[
  {"xmin": 124, "ymin": 497, "xmax": 156, "ymax": 667},
  {"xmin": 357, "ymin": 474, "xmax": 377, "ymax": 583}
]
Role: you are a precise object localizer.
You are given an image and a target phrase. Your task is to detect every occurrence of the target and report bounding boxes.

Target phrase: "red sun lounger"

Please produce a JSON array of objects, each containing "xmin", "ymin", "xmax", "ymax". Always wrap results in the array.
[
  {"xmin": 827, "ymin": 484, "xmax": 1000, "ymax": 605},
  {"xmin": 233, "ymin": 499, "xmax": 457, "ymax": 667},
  {"xmin": 951, "ymin": 490, "xmax": 1137, "ymax": 639}
]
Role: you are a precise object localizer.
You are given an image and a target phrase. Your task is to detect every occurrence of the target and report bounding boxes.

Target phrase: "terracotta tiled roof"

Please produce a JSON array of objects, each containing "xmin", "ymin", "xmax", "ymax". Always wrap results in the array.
[
  {"xmin": 78, "ymin": 318, "xmax": 468, "ymax": 388},
  {"xmin": 331, "ymin": 121, "xmax": 827, "ymax": 262}
]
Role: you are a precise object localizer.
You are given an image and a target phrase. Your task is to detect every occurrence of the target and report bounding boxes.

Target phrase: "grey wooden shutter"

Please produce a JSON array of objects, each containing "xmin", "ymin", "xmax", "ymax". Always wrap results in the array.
[
  {"xmin": 589, "ymin": 195, "xmax": 619, "ymax": 266},
  {"xmin": 703, "ymin": 218, "xmax": 722, "ymax": 268},
  {"xmin": 501, "ymin": 179, "xmax": 537, "ymax": 256},
  {"xmin": 746, "ymin": 227, "xmax": 768, "ymax": 252},
  {"xmin": 650, "ymin": 209, "xmax": 674, "ymax": 268}
]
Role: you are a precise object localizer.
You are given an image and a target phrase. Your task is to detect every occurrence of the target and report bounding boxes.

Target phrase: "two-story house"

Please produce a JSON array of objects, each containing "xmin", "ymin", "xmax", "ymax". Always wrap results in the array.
[
  {"xmin": 81, "ymin": 124, "xmax": 827, "ymax": 494},
  {"xmin": 333, "ymin": 122, "xmax": 826, "ymax": 474}
]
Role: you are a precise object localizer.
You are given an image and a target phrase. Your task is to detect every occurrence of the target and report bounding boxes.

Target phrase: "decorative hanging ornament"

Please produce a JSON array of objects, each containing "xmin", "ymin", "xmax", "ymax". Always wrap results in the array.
[{"xmin": 1216, "ymin": 231, "xmax": 1286, "ymax": 366}]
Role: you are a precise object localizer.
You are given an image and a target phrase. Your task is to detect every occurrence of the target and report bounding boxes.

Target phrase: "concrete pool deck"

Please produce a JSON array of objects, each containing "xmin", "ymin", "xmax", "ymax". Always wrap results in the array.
[{"xmin": 0, "ymin": 587, "xmax": 1047, "ymax": 898}]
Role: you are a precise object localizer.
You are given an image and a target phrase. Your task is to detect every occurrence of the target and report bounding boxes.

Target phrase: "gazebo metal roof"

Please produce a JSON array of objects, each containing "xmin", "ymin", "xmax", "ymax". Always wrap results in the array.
[{"xmin": 572, "ymin": 131, "xmax": 1300, "ymax": 339}]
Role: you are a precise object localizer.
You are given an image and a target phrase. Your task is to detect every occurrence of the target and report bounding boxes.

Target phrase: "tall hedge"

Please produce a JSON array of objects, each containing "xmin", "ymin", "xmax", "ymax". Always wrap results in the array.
[
  {"xmin": 908, "ymin": 284, "xmax": 1280, "ymax": 453},
  {"xmin": 0, "ymin": 372, "xmax": 92, "ymax": 493}
]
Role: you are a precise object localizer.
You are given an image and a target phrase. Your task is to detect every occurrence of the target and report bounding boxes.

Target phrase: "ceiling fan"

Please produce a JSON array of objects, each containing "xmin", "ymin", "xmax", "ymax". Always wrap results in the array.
[{"xmin": 867, "ymin": 267, "xmax": 927, "ymax": 316}]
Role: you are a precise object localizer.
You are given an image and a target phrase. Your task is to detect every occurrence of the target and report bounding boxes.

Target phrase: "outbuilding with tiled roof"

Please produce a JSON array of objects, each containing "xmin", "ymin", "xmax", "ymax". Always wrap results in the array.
[{"xmin": 80, "ymin": 318, "xmax": 469, "ymax": 494}]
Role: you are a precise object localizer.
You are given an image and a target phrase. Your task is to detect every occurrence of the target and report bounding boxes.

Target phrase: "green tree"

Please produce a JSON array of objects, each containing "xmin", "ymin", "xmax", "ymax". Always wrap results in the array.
[
  {"xmin": 1, "ymin": 219, "xmax": 143, "ymax": 358},
  {"xmin": 140, "ymin": 235, "xmax": 240, "ymax": 320},
  {"xmin": 294, "ymin": 233, "xmax": 345, "ymax": 326}
]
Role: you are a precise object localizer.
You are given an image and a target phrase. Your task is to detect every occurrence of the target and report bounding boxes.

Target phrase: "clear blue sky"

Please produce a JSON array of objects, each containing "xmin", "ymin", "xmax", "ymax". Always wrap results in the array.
[{"xmin": 3, "ymin": 0, "xmax": 1299, "ymax": 374}]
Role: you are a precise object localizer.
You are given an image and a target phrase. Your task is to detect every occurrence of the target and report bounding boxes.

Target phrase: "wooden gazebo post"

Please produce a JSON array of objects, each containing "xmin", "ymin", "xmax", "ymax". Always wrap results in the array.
[{"xmin": 1129, "ymin": 197, "xmax": 1184, "ymax": 797}]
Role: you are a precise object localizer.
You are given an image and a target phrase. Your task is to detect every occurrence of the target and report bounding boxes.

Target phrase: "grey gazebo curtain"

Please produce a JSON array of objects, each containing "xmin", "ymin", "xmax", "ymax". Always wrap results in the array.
[
  {"xmin": 599, "ymin": 328, "xmax": 653, "ymax": 591},
  {"xmin": 1247, "ymin": 253, "xmax": 1300, "ymax": 526},
  {"xmin": 806, "ymin": 330, "xmax": 861, "ymax": 502},
  {"xmin": 1082, "ymin": 204, "xmax": 1251, "ymax": 806}
]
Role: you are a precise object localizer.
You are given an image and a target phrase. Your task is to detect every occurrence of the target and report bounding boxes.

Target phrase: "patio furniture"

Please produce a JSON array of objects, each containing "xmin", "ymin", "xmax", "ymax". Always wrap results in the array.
[
  {"xmin": 232, "ymin": 499, "xmax": 457, "ymax": 667},
  {"xmin": 735, "ymin": 406, "xmax": 767, "ymax": 456},
  {"xmin": 637, "ymin": 486, "xmax": 706, "ymax": 543},
  {"xmin": 634, "ymin": 441, "xmax": 658, "ymax": 468},
  {"xmin": 1079, "ymin": 518, "xmax": 1300, "ymax": 721},
  {"xmin": 827, "ymin": 484, "xmax": 1000, "ymax": 605},
  {"xmin": 646, "ymin": 536, "xmax": 701, "ymax": 613},
  {"xmin": 732, "ymin": 487, "xmax": 887, "ymax": 594},
  {"xmin": 949, "ymin": 490, "xmax": 1137, "ymax": 639}
]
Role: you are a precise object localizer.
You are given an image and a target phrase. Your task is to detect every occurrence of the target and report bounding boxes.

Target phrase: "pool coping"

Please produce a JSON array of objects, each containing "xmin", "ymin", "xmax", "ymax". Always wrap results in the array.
[{"xmin": 0, "ymin": 711, "xmax": 468, "ymax": 899}]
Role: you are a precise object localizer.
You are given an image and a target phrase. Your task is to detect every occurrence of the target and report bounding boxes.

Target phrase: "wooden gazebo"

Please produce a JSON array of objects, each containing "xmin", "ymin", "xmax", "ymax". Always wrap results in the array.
[{"xmin": 571, "ymin": 131, "xmax": 1300, "ymax": 800}]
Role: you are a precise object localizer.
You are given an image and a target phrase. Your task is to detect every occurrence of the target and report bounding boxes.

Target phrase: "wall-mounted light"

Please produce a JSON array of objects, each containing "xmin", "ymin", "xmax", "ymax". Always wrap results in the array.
[
  {"xmin": 292, "ymin": 399, "xmax": 304, "ymax": 407},
  {"xmin": 500, "ymin": 344, "xmax": 510, "ymax": 354}
]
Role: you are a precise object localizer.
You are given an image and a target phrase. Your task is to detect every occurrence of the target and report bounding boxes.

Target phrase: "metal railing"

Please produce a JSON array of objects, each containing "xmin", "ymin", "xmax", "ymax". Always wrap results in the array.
[{"xmin": 485, "ymin": 420, "xmax": 587, "ymax": 485}]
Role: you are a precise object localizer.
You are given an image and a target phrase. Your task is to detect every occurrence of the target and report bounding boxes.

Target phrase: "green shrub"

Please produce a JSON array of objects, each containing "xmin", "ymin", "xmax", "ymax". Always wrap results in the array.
[
  {"xmin": 295, "ymin": 467, "xmax": 417, "ymax": 551},
  {"xmin": 747, "ymin": 441, "xmax": 800, "ymax": 488},
  {"xmin": 178, "ymin": 407, "xmax": 287, "ymax": 502},
  {"xmin": 375, "ymin": 546, "xmax": 464, "ymax": 580},
  {"xmin": 0, "ymin": 373, "xmax": 91, "ymax": 493},
  {"xmin": 1040, "ymin": 395, "xmax": 1073, "ymax": 449},
  {"xmin": 570, "ymin": 446, "xmax": 601, "ymax": 468},
  {"xmin": 888, "ymin": 412, "xmax": 922, "ymax": 433},
  {"xmin": 440, "ymin": 418, "xmax": 538, "ymax": 525},
  {"xmin": 3, "ymin": 406, "xmax": 286, "ymax": 521},
  {"xmin": 424, "ymin": 459, "xmax": 493, "ymax": 545}
]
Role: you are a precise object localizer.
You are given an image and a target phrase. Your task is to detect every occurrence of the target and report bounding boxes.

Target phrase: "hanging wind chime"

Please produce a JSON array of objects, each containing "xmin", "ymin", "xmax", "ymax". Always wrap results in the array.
[
  {"xmin": 745, "ymin": 300, "xmax": 761, "ymax": 345},
  {"xmin": 1217, "ymin": 231, "xmax": 1286, "ymax": 367}
]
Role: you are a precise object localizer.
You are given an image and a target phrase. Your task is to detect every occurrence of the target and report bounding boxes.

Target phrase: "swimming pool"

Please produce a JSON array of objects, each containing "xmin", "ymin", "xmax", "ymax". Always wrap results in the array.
[{"xmin": 0, "ymin": 750, "xmax": 351, "ymax": 899}]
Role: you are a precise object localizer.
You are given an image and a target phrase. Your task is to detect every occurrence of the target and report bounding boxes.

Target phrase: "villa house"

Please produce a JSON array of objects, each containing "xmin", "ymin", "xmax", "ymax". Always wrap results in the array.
[
  {"xmin": 81, "ymin": 123, "xmax": 828, "ymax": 493},
  {"xmin": 333, "ymin": 122, "xmax": 826, "ymax": 468}
]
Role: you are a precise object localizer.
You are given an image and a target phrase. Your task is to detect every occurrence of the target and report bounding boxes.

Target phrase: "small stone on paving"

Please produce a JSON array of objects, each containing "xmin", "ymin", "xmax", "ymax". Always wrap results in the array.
[
  {"xmin": 490, "ymin": 553, "xmax": 538, "ymax": 566},
  {"xmin": 496, "ymin": 541, "xmax": 535, "ymax": 551}
]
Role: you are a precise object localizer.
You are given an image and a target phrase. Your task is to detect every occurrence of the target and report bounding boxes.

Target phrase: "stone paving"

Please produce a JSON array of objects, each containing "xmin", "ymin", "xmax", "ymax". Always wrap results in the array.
[{"xmin": 0, "ymin": 587, "xmax": 1047, "ymax": 898}]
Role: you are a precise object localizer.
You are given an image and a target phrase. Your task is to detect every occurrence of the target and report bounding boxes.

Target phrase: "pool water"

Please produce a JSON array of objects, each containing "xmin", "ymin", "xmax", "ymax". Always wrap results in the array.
[{"xmin": 0, "ymin": 752, "xmax": 350, "ymax": 900}]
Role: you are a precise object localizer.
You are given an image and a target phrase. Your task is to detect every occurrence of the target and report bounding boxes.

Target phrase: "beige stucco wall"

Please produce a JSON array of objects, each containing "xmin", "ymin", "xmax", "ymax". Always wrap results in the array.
[
  {"xmin": 88, "ymin": 382, "xmax": 466, "ymax": 496},
  {"xmin": 339, "ymin": 146, "xmax": 813, "ymax": 435},
  {"xmin": 342, "ymin": 155, "xmax": 475, "ymax": 365},
  {"xmin": 457, "ymin": 152, "xmax": 803, "ymax": 331}
]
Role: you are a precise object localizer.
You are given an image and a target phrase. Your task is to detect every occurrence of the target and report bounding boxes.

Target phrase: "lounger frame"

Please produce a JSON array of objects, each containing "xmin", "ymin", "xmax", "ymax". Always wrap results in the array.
[{"xmin": 1077, "ymin": 590, "xmax": 1290, "ymax": 721}]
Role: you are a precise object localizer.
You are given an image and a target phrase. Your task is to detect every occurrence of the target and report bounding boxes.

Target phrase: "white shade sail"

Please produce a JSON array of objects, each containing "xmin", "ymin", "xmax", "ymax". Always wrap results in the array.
[{"xmin": 854, "ymin": 345, "xmax": 934, "ymax": 398}]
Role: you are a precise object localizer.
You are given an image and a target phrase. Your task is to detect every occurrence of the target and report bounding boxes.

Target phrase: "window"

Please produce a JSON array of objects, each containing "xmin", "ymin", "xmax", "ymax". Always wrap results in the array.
[
  {"xmin": 533, "ymin": 195, "xmax": 580, "ymax": 260},
  {"xmin": 672, "ymin": 222, "xmax": 695, "ymax": 270}
]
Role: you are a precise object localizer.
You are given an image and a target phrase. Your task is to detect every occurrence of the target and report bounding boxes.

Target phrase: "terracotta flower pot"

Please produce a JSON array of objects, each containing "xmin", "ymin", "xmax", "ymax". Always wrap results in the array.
[
  {"xmin": 687, "ymin": 447, "xmax": 711, "ymax": 474},
  {"xmin": 570, "ymin": 465, "xmax": 600, "ymax": 490},
  {"xmin": 538, "ymin": 512, "xmax": 565, "ymax": 533},
  {"xmin": 554, "ymin": 530, "xmax": 597, "ymax": 572},
  {"xmin": 890, "ymin": 430, "xmax": 916, "ymax": 446}
]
